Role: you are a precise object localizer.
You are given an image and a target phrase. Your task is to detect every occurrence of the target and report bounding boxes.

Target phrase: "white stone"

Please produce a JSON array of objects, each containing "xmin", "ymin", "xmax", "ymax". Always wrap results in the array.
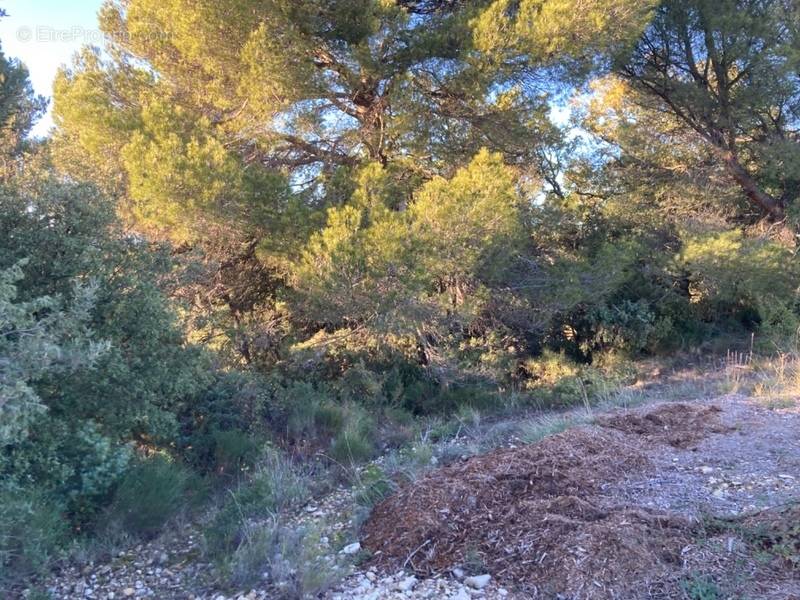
[
  {"xmin": 395, "ymin": 576, "xmax": 417, "ymax": 592},
  {"xmin": 341, "ymin": 542, "xmax": 361, "ymax": 555},
  {"xmin": 464, "ymin": 574, "xmax": 491, "ymax": 590},
  {"xmin": 452, "ymin": 567, "xmax": 465, "ymax": 580},
  {"xmin": 122, "ymin": 589, "xmax": 135, "ymax": 598}
]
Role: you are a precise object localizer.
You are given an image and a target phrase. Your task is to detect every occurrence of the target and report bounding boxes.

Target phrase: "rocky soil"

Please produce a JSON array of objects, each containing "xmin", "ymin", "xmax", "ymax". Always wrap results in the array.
[{"xmin": 27, "ymin": 391, "xmax": 800, "ymax": 600}]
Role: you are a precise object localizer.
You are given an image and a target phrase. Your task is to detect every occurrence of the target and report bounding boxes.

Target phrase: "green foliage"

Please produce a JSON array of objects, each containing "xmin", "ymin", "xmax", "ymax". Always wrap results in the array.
[
  {"xmin": 587, "ymin": 300, "xmax": 657, "ymax": 354},
  {"xmin": 110, "ymin": 455, "xmax": 193, "ymax": 538},
  {"xmin": 283, "ymin": 383, "xmax": 346, "ymax": 441},
  {"xmin": 204, "ymin": 449, "xmax": 309, "ymax": 556},
  {"xmin": 681, "ymin": 231, "xmax": 800, "ymax": 332},
  {"xmin": 477, "ymin": 0, "xmax": 655, "ymax": 55},
  {"xmin": 617, "ymin": 0, "xmax": 800, "ymax": 222},
  {"xmin": 5, "ymin": 2, "xmax": 800, "ymax": 592},
  {"xmin": 521, "ymin": 350, "xmax": 628, "ymax": 407},
  {"xmin": 225, "ymin": 519, "xmax": 345, "ymax": 597},
  {"xmin": 0, "ymin": 178, "xmax": 209, "ymax": 446},
  {"xmin": 6, "ymin": 417, "xmax": 134, "ymax": 522},
  {"xmin": 178, "ymin": 372, "xmax": 270, "ymax": 474},
  {"xmin": 0, "ymin": 263, "xmax": 106, "ymax": 444},
  {"xmin": 354, "ymin": 464, "xmax": 396, "ymax": 508},
  {"xmin": 330, "ymin": 422, "xmax": 375, "ymax": 465},
  {"xmin": 680, "ymin": 574, "xmax": 722, "ymax": 600},
  {"xmin": 0, "ymin": 42, "xmax": 46, "ymax": 174},
  {"xmin": 0, "ymin": 487, "xmax": 68, "ymax": 585}
]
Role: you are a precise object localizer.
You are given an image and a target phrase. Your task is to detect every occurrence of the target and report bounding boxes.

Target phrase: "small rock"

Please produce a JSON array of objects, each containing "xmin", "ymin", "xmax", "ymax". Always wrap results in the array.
[
  {"xmin": 395, "ymin": 576, "xmax": 417, "ymax": 592},
  {"xmin": 341, "ymin": 542, "xmax": 361, "ymax": 555},
  {"xmin": 699, "ymin": 466, "xmax": 714, "ymax": 474},
  {"xmin": 123, "ymin": 589, "xmax": 135, "ymax": 597},
  {"xmin": 452, "ymin": 567, "xmax": 465, "ymax": 580},
  {"xmin": 464, "ymin": 574, "xmax": 491, "ymax": 590}
]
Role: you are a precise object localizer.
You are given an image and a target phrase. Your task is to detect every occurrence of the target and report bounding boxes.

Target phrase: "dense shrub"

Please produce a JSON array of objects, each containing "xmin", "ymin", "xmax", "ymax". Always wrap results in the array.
[
  {"xmin": 109, "ymin": 456, "xmax": 193, "ymax": 538},
  {"xmin": 5, "ymin": 418, "xmax": 133, "ymax": 522},
  {"xmin": 0, "ymin": 179, "xmax": 209, "ymax": 525},
  {"xmin": 521, "ymin": 350, "xmax": 631, "ymax": 407},
  {"xmin": 0, "ymin": 487, "xmax": 68, "ymax": 585},
  {"xmin": 330, "ymin": 422, "xmax": 375, "ymax": 464},
  {"xmin": 179, "ymin": 372, "xmax": 270, "ymax": 474}
]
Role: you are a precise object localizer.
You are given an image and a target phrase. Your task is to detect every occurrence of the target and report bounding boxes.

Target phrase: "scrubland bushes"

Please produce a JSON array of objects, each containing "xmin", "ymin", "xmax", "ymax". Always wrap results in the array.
[
  {"xmin": 109, "ymin": 456, "xmax": 194, "ymax": 538},
  {"xmin": 3, "ymin": 169, "xmax": 798, "ymax": 593},
  {"xmin": 3, "ymin": 0, "xmax": 800, "ymax": 593}
]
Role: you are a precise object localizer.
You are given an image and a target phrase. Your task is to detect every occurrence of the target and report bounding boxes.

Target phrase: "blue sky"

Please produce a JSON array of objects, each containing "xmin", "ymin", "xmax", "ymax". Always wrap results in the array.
[
  {"xmin": 0, "ymin": 0, "xmax": 104, "ymax": 136},
  {"xmin": 0, "ymin": 1, "xmax": 576, "ymax": 137}
]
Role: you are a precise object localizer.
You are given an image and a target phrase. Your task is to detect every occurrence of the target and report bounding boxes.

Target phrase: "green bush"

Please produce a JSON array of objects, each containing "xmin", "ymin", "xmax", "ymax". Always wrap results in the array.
[
  {"xmin": 1, "ymin": 176, "xmax": 208, "ymax": 531},
  {"xmin": 204, "ymin": 450, "xmax": 309, "ymax": 556},
  {"xmin": 0, "ymin": 487, "xmax": 68, "ymax": 585},
  {"xmin": 211, "ymin": 429, "xmax": 262, "ymax": 476},
  {"xmin": 354, "ymin": 464, "xmax": 395, "ymax": 508},
  {"xmin": 401, "ymin": 383, "xmax": 498, "ymax": 416},
  {"xmin": 179, "ymin": 372, "xmax": 271, "ymax": 474},
  {"xmin": 328, "ymin": 407, "xmax": 376, "ymax": 464},
  {"xmin": 335, "ymin": 362, "xmax": 386, "ymax": 406},
  {"xmin": 226, "ymin": 519, "xmax": 345, "ymax": 596},
  {"xmin": 522, "ymin": 350, "xmax": 627, "ymax": 408},
  {"xmin": 110, "ymin": 455, "xmax": 192, "ymax": 538},
  {"xmin": 330, "ymin": 427, "xmax": 374, "ymax": 464},
  {"xmin": 280, "ymin": 381, "xmax": 344, "ymax": 441},
  {"xmin": 588, "ymin": 299, "xmax": 657, "ymax": 354},
  {"xmin": 5, "ymin": 418, "xmax": 133, "ymax": 523}
]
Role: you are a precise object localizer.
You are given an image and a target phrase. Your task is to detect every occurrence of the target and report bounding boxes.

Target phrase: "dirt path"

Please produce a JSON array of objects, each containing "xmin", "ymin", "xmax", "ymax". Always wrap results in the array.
[
  {"xmin": 35, "ymin": 392, "xmax": 800, "ymax": 600},
  {"xmin": 356, "ymin": 394, "xmax": 800, "ymax": 599},
  {"xmin": 609, "ymin": 393, "xmax": 800, "ymax": 518}
]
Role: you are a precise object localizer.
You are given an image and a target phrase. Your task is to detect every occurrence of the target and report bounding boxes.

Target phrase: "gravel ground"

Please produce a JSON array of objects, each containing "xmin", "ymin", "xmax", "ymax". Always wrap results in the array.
[
  {"xmin": 26, "ymin": 390, "xmax": 800, "ymax": 600},
  {"xmin": 607, "ymin": 392, "xmax": 800, "ymax": 516}
]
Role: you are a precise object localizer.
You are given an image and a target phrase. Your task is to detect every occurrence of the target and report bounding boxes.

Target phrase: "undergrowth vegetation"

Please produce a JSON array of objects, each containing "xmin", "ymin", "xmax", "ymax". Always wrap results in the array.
[{"xmin": 2, "ymin": 0, "xmax": 800, "ymax": 596}]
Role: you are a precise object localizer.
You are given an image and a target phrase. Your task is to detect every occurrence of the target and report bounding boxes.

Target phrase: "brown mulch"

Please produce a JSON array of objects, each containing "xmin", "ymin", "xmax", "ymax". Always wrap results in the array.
[
  {"xmin": 362, "ymin": 426, "xmax": 694, "ymax": 598},
  {"xmin": 596, "ymin": 403, "xmax": 731, "ymax": 448}
]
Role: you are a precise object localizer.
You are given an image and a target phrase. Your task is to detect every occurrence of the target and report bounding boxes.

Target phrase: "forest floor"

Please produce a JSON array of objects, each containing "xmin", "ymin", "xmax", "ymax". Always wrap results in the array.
[{"xmin": 36, "ymin": 365, "xmax": 800, "ymax": 600}]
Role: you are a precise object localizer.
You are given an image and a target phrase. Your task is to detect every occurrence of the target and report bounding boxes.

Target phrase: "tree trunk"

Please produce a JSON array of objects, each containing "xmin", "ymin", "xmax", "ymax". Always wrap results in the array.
[{"xmin": 721, "ymin": 151, "xmax": 786, "ymax": 222}]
